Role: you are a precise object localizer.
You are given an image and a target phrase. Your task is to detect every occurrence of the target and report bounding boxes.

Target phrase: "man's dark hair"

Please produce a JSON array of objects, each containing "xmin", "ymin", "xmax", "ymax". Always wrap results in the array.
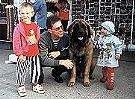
[{"xmin": 46, "ymin": 15, "xmax": 61, "ymax": 29}]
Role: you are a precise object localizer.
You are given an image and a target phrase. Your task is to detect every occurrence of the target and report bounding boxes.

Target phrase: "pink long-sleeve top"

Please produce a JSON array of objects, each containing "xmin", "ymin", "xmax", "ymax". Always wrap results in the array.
[{"xmin": 13, "ymin": 22, "xmax": 40, "ymax": 57}]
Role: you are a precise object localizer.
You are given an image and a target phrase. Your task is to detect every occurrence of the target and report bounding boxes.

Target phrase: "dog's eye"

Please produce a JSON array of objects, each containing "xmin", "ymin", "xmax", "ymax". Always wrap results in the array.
[{"xmin": 78, "ymin": 37, "xmax": 84, "ymax": 40}]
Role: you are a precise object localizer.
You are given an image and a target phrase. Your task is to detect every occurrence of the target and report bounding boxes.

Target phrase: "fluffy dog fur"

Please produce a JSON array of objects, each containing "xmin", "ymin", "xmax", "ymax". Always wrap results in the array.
[{"xmin": 67, "ymin": 19, "xmax": 95, "ymax": 87}]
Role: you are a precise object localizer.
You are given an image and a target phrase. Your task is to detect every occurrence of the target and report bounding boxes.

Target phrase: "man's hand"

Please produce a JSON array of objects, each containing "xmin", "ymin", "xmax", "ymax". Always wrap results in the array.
[
  {"xmin": 49, "ymin": 51, "xmax": 60, "ymax": 58},
  {"xmin": 59, "ymin": 59, "xmax": 74, "ymax": 69}
]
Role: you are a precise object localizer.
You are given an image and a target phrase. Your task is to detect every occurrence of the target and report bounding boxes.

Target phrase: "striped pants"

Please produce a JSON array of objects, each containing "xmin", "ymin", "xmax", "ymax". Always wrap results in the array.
[{"xmin": 16, "ymin": 55, "xmax": 41, "ymax": 86}]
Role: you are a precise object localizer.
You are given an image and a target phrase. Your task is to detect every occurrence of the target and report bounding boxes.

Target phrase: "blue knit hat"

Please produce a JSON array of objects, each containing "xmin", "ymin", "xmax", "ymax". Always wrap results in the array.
[{"xmin": 101, "ymin": 21, "xmax": 115, "ymax": 33}]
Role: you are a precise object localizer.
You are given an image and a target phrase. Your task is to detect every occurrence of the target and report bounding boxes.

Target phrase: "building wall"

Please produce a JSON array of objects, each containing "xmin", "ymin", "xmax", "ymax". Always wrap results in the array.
[{"xmin": 71, "ymin": 0, "xmax": 135, "ymax": 44}]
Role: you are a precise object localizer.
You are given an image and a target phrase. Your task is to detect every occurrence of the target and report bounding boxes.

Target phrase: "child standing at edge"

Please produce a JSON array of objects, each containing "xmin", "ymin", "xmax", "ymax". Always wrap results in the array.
[
  {"xmin": 13, "ymin": 2, "xmax": 44, "ymax": 97},
  {"xmin": 96, "ymin": 21, "xmax": 123, "ymax": 90}
]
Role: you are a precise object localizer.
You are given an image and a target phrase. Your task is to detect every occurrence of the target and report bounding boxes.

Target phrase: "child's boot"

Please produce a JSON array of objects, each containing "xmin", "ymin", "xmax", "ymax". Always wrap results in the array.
[
  {"xmin": 100, "ymin": 67, "xmax": 107, "ymax": 83},
  {"xmin": 106, "ymin": 67, "xmax": 115, "ymax": 90}
]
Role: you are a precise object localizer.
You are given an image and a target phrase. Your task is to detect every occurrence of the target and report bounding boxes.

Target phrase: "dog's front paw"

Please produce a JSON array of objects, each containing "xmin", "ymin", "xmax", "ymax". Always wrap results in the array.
[
  {"xmin": 83, "ymin": 81, "xmax": 91, "ymax": 87},
  {"xmin": 83, "ymin": 76, "xmax": 91, "ymax": 87},
  {"xmin": 67, "ymin": 78, "xmax": 76, "ymax": 87}
]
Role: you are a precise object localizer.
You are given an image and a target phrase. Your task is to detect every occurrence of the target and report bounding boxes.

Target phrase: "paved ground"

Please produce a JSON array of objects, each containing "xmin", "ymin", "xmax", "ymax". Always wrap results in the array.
[{"xmin": 0, "ymin": 48, "xmax": 135, "ymax": 99}]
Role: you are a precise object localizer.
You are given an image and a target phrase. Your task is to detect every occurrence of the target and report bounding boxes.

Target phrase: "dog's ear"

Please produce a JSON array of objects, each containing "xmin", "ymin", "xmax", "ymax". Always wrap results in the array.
[
  {"xmin": 81, "ymin": 19, "xmax": 95, "ymax": 38},
  {"xmin": 67, "ymin": 19, "xmax": 80, "ymax": 37},
  {"xmin": 87, "ymin": 23, "xmax": 95, "ymax": 38}
]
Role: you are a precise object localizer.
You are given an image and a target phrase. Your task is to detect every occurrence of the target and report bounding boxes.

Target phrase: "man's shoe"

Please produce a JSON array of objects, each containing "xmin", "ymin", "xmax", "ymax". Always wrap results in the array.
[
  {"xmin": 54, "ymin": 76, "xmax": 63, "ymax": 83},
  {"xmin": 52, "ymin": 69, "xmax": 63, "ymax": 83}
]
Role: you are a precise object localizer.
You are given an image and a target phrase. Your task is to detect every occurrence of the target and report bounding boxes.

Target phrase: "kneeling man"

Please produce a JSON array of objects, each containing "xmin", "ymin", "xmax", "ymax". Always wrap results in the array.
[{"xmin": 38, "ymin": 15, "xmax": 73, "ymax": 84}]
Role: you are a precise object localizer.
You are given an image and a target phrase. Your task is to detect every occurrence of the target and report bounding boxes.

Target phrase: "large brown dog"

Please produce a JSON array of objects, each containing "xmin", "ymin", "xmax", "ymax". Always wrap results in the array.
[{"xmin": 67, "ymin": 19, "xmax": 95, "ymax": 87}]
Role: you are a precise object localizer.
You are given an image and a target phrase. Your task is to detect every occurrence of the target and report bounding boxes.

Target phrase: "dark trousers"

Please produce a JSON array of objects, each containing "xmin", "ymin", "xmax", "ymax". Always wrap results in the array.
[
  {"xmin": 38, "ymin": 52, "xmax": 70, "ymax": 84},
  {"xmin": 38, "ymin": 65, "xmax": 68, "ymax": 84},
  {"xmin": 52, "ymin": 66, "xmax": 67, "ymax": 76}
]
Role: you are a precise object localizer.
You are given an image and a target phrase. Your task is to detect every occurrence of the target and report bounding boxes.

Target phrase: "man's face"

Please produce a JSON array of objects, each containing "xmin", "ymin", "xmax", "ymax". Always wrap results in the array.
[{"xmin": 51, "ymin": 21, "xmax": 64, "ymax": 38}]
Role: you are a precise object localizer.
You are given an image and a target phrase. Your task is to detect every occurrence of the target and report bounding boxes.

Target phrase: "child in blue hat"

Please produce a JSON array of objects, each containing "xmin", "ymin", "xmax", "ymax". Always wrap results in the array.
[{"xmin": 96, "ymin": 21, "xmax": 123, "ymax": 90}]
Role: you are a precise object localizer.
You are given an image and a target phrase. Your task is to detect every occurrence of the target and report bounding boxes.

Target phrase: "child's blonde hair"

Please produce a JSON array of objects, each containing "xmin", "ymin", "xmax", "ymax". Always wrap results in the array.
[{"xmin": 19, "ymin": 2, "xmax": 34, "ymax": 13}]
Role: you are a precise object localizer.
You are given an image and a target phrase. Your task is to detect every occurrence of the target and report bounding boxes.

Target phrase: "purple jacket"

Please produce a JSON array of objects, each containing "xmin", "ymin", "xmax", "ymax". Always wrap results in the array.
[{"xmin": 13, "ymin": 22, "xmax": 40, "ymax": 56}]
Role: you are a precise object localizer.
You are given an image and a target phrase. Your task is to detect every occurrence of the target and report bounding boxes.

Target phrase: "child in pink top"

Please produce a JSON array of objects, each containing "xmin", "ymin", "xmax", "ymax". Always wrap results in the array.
[{"xmin": 13, "ymin": 2, "xmax": 44, "ymax": 97}]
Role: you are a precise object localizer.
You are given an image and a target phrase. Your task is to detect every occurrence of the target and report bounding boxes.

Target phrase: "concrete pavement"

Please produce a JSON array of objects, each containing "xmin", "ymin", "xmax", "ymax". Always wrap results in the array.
[{"xmin": 0, "ymin": 49, "xmax": 135, "ymax": 99}]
